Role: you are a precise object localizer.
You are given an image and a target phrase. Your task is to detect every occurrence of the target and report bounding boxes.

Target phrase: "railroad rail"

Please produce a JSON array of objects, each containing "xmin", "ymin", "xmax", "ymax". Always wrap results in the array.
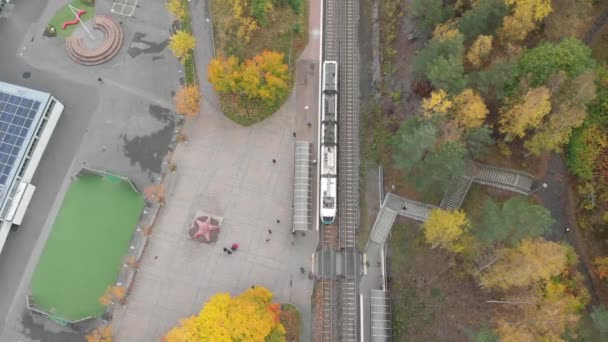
[{"xmin": 337, "ymin": 0, "xmax": 360, "ymax": 340}]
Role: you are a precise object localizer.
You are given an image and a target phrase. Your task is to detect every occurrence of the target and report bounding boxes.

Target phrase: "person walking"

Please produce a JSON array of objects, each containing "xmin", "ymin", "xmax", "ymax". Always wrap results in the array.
[
  {"xmin": 223, "ymin": 247, "xmax": 228, "ymax": 253},
  {"xmin": 300, "ymin": 267, "xmax": 305, "ymax": 274},
  {"xmin": 268, "ymin": 229, "xmax": 273, "ymax": 234},
  {"xmin": 307, "ymin": 121, "xmax": 312, "ymax": 127},
  {"xmin": 231, "ymin": 243, "xmax": 239, "ymax": 251},
  {"xmin": 272, "ymin": 159, "xmax": 276, "ymax": 164},
  {"xmin": 227, "ymin": 250, "xmax": 233, "ymax": 255}
]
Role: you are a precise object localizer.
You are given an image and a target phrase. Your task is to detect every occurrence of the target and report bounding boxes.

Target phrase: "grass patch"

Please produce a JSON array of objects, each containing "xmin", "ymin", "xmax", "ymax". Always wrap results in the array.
[
  {"xmin": 48, "ymin": 0, "xmax": 95, "ymax": 38},
  {"xmin": 177, "ymin": 0, "xmax": 197, "ymax": 86},
  {"xmin": 210, "ymin": 0, "xmax": 308, "ymax": 125},
  {"xmin": 280, "ymin": 304, "xmax": 301, "ymax": 342},
  {"xmin": 387, "ymin": 223, "xmax": 433, "ymax": 339},
  {"xmin": 30, "ymin": 174, "xmax": 145, "ymax": 320}
]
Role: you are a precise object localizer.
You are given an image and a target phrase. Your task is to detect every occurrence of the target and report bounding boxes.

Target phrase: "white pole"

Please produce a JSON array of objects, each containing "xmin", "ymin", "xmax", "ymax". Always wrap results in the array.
[{"xmin": 63, "ymin": 1, "xmax": 95, "ymax": 41}]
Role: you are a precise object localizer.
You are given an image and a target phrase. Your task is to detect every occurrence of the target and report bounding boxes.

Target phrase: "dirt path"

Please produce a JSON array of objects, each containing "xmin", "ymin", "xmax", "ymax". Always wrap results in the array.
[
  {"xmin": 584, "ymin": 8, "xmax": 608, "ymax": 44},
  {"xmin": 536, "ymin": 154, "xmax": 601, "ymax": 304}
]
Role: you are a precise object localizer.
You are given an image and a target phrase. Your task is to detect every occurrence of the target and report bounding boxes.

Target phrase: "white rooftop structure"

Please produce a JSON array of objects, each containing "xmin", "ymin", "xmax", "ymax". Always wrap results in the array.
[{"xmin": 0, "ymin": 81, "xmax": 64, "ymax": 254}]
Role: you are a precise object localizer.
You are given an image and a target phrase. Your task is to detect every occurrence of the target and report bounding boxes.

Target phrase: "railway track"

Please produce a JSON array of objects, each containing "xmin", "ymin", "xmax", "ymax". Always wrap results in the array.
[
  {"xmin": 319, "ymin": 0, "xmax": 360, "ymax": 339},
  {"xmin": 337, "ymin": 0, "xmax": 360, "ymax": 339}
]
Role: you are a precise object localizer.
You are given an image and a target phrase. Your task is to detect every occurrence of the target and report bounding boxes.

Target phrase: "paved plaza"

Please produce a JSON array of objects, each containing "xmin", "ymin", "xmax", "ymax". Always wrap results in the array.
[{"xmin": 112, "ymin": 0, "xmax": 321, "ymax": 339}]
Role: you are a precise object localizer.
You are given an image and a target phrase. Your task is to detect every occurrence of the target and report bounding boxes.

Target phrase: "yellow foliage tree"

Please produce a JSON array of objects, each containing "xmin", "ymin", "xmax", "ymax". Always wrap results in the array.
[
  {"xmin": 453, "ymin": 88, "xmax": 488, "ymax": 129},
  {"xmin": 169, "ymin": 30, "xmax": 196, "ymax": 61},
  {"xmin": 499, "ymin": 0, "xmax": 552, "ymax": 42},
  {"xmin": 498, "ymin": 86, "xmax": 551, "ymax": 141},
  {"xmin": 422, "ymin": 89, "xmax": 453, "ymax": 119},
  {"xmin": 480, "ymin": 238, "xmax": 569, "ymax": 289},
  {"xmin": 174, "ymin": 85, "xmax": 202, "ymax": 116},
  {"xmin": 594, "ymin": 256, "xmax": 608, "ymax": 280},
  {"xmin": 208, "ymin": 50, "xmax": 289, "ymax": 103},
  {"xmin": 166, "ymin": 0, "xmax": 186, "ymax": 21},
  {"xmin": 86, "ymin": 325, "xmax": 113, "ymax": 342},
  {"xmin": 423, "ymin": 209, "xmax": 470, "ymax": 253},
  {"xmin": 99, "ymin": 285, "xmax": 126, "ymax": 307},
  {"xmin": 466, "ymin": 35, "xmax": 493, "ymax": 68},
  {"xmin": 494, "ymin": 275, "xmax": 588, "ymax": 341},
  {"xmin": 163, "ymin": 287, "xmax": 285, "ymax": 341},
  {"xmin": 524, "ymin": 71, "xmax": 596, "ymax": 156},
  {"xmin": 208, "ymin": 55, "xmax": 240, "ymax": 93}
]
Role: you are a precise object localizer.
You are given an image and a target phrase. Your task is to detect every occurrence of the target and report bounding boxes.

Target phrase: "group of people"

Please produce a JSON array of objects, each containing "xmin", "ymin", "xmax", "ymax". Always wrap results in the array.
[{"xmin": 223, "ymin": 243, "xmax": 239, "ymax": 255}]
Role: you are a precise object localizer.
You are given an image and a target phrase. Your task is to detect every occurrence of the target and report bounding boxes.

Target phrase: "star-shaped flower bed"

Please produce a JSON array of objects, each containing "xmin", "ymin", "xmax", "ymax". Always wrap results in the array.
[{"xmin": 188, "ymin": 215, "xmax": 221, "ymax": 244}]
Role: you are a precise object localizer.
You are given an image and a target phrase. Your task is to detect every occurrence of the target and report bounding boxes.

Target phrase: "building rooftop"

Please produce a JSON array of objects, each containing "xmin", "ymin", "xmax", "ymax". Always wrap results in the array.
[{"xmin": 0, "ymin": 81, "xmax": 50, "ymax": 214}]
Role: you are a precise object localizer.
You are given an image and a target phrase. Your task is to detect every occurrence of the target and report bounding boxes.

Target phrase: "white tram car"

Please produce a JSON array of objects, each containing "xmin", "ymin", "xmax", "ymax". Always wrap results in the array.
[{"xmin": 320, "ymin": 61, "xmax": 338, "ymax": 224}]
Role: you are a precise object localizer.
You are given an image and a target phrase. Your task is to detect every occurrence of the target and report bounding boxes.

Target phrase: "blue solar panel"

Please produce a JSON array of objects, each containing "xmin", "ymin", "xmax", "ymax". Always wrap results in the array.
[{"xmin": 0, "ymin": 91, "xmax": 41, "ymax": 187}]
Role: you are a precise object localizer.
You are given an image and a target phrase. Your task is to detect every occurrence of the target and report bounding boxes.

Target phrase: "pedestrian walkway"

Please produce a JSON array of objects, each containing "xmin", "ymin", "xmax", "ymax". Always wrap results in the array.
[{"xmin": 367, "ymin": 161, "xmax": 535, "ymax": 247}]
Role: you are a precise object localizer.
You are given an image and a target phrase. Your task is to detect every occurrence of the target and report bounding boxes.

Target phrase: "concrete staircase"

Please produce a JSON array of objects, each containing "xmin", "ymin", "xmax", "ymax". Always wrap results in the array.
[
  {"xmin": 66, "ymin": 15, "xmax": 124, "ymax": 66},
  {"xmin": 472, "ymin": 163, "xmax": 534, "ymax": 195},
  {"xmin": 369, "ymin": 193, "xmax": 437, "ymax": 245},
  {"xmin": 369, "ymin": 204, "xmax": 398, "ymax": 245},
  {"xmin": 440, "ymin": 175, "xmax": 473, "ymax": 210}
]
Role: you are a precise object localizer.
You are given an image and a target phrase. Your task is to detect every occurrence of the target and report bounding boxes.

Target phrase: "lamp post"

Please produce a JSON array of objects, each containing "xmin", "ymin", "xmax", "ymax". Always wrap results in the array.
[{"xmin": 530, "ymin": 182, "xmax": 548, "ymax": 195}]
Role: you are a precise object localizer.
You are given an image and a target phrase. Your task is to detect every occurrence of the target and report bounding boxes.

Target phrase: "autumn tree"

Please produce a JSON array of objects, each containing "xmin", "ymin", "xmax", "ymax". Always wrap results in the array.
[
  {"xmin": 480, "ymin": 238, "xmax": 569, "ymax": 289},
  {"xmin": 211, "ymin": 0, "xmax": 258, "ymax": 45},
  {"xmin": 86, "ymin": 325, "xmax": 112, "ymax": 342},
  {"xmin": 421, "ymin": 89, "xmax": 452, "ymax": 119},
  {"xmin": 143, "ymin": 183, "xmax": 166, "ymax": 204},
  {"xmin": 166, "ymin": 0, "xmax": 187, "ymax": 21},
  {"xmin": 567, "ymin": 123, "xmax": 608, "ymax": 180},
  {"xmin": 163, "ymin": 287, "xmax": 285, "ymax": 341},
  {"xmin": 474, "ymin": 196, "xmax": 554, "ymax": 247},
  {"xmin": 99, "ymin": 285, "xmax": 126, "ymax": 307},
  {"xmin": 517, "ymin": 38, "xmax": 595, "ymax": 86},
  {"xmin": 457, "ymin": 0, "xmax": 508, "ymax": 41},
  {"xmin": 466, "ymin": 35, "xmax": 493, "ymax": 68},
  {"xmin": 498, "ymin": 86, "xmax": 551, "ymax": 141},
  {"xmin": 453, "ymin": 88, "xmax": 488, "ymax": 129},
  {"xmin": 495, "ymin": 280, "xmax": 588, "ymax": 341},
  {"xmin": 208, "ymin": 55, "xmax": 240, "ymax": 93},
  {"xmin": 594, "ymin": 256, "xmax": 608, "ymax": 281},
  {"xmin": 423, "ymin": 209, "xmax": 470, "ymax": 253},
  {"xmin": 499, "ymin": 0, "xmax": 552, "ymax": 43},
  {"xmin": 169, "ymin": 30, "xmax": 196, "ymax": 61},
  {"xmin": 208, "ymin": 51, "xmax": 290, "ymax": 105},
  {"xmin": 544, "ymin": 0, "xmax": 593, "ymax": 41},
  {"xmin": 240, "ymin": 50, "xmax": 290, "ymax": 101},
  {"xmin": 174, "ymin": 85, "xmax": 202, "ymax": 116},
  {"xmin": 411, "ymin": 0, "xmax": 453, "ymax": 34},
  {"xmin": 524, "ymin": 70, "xmax": 597, "ymax": 155}
]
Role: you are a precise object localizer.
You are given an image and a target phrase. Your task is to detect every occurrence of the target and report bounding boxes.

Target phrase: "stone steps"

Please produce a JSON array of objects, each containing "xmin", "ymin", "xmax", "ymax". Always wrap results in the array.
[{"xmin": 66, "ymin": 15, "xmax": 123, "ymax": 66}]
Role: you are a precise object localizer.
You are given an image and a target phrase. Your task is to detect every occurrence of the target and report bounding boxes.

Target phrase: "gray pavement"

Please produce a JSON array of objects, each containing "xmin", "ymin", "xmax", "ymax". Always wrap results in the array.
[
  {"xmin": 111, "ymin": 0, "xmax": 322, "ymax": 340},
  {"xmin": 0, "ymin": 1, "xmax": 180, "ymax": 340}
]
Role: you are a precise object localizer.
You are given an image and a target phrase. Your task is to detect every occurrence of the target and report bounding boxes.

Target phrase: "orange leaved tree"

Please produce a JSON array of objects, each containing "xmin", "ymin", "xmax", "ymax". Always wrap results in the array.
[
  {"xmin": 163, "ymin": 287, "xmax": 285, "ymax": 341},
  {"xmin": 174, "ymin": 84, "xmax": 202, "ymax": 116}
]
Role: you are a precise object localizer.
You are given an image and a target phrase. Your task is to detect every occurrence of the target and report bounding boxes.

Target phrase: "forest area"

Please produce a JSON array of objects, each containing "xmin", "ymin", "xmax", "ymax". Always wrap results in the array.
[{"xmin": 365, "ymin": 0, "xmax": 608, "ymax": 340}]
